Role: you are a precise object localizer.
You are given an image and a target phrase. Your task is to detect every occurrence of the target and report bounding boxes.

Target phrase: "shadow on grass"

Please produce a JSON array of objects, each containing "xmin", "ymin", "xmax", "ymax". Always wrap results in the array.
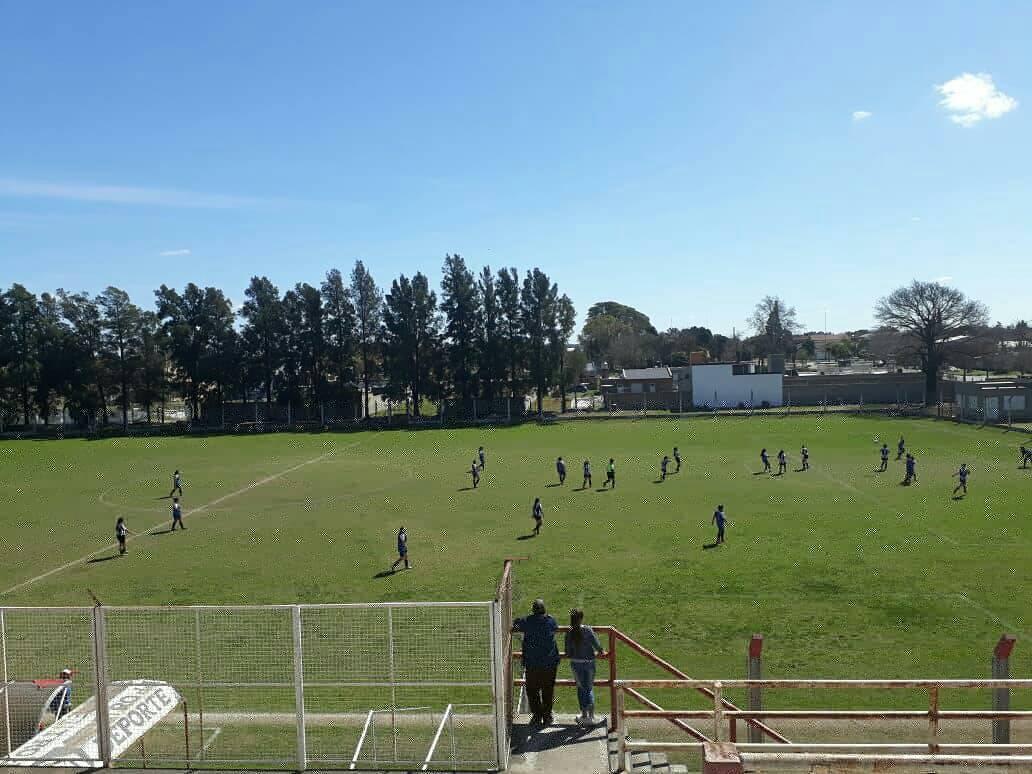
[
  {"xmin": 595, "ymin": 488, "xmax": 610, "ymax": 493},
  {"xmin": 373, "ymin": 569, "xmax": 396, "ymax": 579},
  {"xmin": 702, "ymin": 542, "xmax": 721, "ymax": 550},
  {"xmin": 545, "ymin": 483, "xmax": 563, "ymax": 488},
  {"xmin": 150, "ymin": 528, "xmax": 175, "ymax": 535},
  {"xmin": 516, "ymin": 533, "xmax": 538, "ymax": 541},
  {"xmin": 86, "ymin": 555, "xmax": 120, "ymax": 564},
  {"xmin": 457, "ymin": 486, "xmax": 474, "ymax": 492}
]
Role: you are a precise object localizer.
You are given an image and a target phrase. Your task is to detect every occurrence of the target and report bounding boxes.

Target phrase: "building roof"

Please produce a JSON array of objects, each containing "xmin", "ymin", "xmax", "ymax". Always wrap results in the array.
[{"xmin": 620, "ymin": 367, "xmax": 671, "ymax": 380}]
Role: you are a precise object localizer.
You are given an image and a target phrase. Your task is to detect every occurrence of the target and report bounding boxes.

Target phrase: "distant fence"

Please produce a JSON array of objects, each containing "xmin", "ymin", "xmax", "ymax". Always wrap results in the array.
[{"xmin": 0, "ymin": 603, "xmax": 507, "ymax": 771}]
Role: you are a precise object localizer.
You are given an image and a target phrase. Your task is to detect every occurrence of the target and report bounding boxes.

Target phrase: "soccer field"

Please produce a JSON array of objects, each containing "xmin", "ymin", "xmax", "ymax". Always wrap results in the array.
[{"xmin": 1, "ymin": 415, "xmax": 1030, "ymax": 688}]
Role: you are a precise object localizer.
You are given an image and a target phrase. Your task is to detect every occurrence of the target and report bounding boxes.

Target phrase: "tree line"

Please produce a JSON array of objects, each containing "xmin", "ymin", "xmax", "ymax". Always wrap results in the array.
[{"xmin": 0, "ymin": 256, "xmax": 576, "ymax": 428}]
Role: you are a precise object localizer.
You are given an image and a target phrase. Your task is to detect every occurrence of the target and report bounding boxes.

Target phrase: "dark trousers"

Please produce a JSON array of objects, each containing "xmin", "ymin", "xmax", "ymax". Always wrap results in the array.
[{"xmin": 525, "ymin": 665, "xmax": 558, "ymax": 718}]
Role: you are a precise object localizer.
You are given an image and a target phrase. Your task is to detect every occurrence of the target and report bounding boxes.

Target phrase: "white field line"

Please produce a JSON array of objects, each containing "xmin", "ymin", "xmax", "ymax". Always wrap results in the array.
[
  {"xmin": 2, "ymin": 447, "xmax": 344, "ymax": 596},
  {"xmin": 197, "ymin": 725, "xmax": 222, "ymax": 757}
]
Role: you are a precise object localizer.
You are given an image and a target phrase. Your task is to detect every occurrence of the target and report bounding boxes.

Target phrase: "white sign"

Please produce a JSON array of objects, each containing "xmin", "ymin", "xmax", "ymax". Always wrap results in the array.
[{"xmin": 1, "ymin": 680, "xmax": 181, "ymax": 767}]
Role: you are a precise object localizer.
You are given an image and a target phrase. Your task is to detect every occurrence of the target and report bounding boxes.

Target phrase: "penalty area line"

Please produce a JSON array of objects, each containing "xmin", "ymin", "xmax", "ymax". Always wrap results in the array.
[{"xmin": 1, "ymin": 447, "xmax": 343, "ymax": 597}]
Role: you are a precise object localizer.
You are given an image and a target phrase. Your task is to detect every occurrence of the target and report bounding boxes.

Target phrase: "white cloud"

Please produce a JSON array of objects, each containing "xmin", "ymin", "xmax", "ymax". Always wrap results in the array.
[
  {"xmin": 935, "ymin": 73, "xmax": 1017, "ymax": 127},
  {"xmin": 934, "ymin": 276, "xmax": 953, "ymax": 284},
  {"xmin": 159, "ymin": 248, "xmax": 191, "ymax": 257},
  {"xmin": 852, "ymin": 110, "xmax": 872, "ymax": 121},
  {"xmin": 0, "ymin": 178, "xmax": 271, "ymax": 208}
]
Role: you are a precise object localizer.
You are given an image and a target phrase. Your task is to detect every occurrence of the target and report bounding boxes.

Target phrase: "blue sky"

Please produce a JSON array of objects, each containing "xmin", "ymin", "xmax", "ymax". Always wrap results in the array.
[{"xmin": 2, "ymin": 2, "xmax": 1030, "ymax": 335}]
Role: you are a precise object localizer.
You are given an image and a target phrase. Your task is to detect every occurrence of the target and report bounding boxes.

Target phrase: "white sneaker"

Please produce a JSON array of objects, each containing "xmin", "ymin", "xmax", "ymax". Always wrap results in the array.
[{"xmin": 576, "ymin": 714, "xmax": 588, "ymax": 726}]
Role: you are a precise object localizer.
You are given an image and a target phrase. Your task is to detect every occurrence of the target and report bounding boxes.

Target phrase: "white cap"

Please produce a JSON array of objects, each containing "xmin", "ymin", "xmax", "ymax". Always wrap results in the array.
[{"xmin": 61, "ymin": 668, "xmax": 72, "ymax": 677}]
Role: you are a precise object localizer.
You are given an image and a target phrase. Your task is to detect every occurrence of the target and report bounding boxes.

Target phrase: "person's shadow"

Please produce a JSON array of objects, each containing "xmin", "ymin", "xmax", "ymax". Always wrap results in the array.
[
  {"xmin": 87, "ymin": 555, "xmax": 120, "ymax": 564},
  {"xmin": 510, "ymin": 719, "xmax": 599, "ymax": 755},
  {"xmin": 373, "ymin": 569, "xmax": 396, "ymax": 579},
  {"xmin": 517, "ymin": 533, "xmax": 537, "ymax": 541}
]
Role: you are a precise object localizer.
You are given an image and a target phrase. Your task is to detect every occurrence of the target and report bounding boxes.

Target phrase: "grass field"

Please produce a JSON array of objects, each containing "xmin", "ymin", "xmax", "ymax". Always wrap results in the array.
[{"xmin": 2, "ymin": 415, "xmax": 1031, "ymax": 717}]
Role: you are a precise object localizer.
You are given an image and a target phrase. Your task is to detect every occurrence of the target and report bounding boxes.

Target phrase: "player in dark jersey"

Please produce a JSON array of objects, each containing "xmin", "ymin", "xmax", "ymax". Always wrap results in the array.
[
  {"xmin": 777, "ymin": 450, "xmax": 787, "ymax": 475},
  {"xmin": 660, "ymin": 455, "xmax": 670, "ymax": 481},
  {"xmin": 673, "ymin": 447, "xmax": 681, "ymax": 473},
  {"xmin": 903, "ymin": 454, "xmax": 917, "ymax": 485},
  {"xmin": 760, "ymin": 448, "xmax": 771, "ymax": 473},
  {"xmin": 952, "ymin": 463, "xmax": 970, "ymax": 497},
  {"xmin": 712, "ymin": 505, "xmax": 727, "ymax": 545},
  {"xmin": 532, "ymin": 498, "xmax": 543, "ymax": 536},
  {"xmin": 800, "ymin": 445, "xmax": 809, "ymax": 471},
  {"xmin": 582, "ymin": 460, "xmax": 592, "ymax": 489},
  {"xmin": 896, "ymin": 437, "xmax": 906, "ymax": 460},
  {"xmin": 391, "ymin": 527, "xmax": 410, "ymax": 571},
  {"xmin": 171, "ymin": 498, "xmax": 185, "ymax": 530},
  {"xmin": 169, "ymin": 469, "xmax": 183, "ymax": 497},
  {"xmin": 1021, "ymin": 446, "xmax": 1032, "ymax": 468},
  {"xmin": 879, "ymin": 443, "xmax": 890, "ymax": 472},
  {"xmin": 556, "ymin": 457, "xmax": 566, "ymax": 485},
  {"xmin": 115, "ymin": 517, "xmax": 131, "ymax": 555}
]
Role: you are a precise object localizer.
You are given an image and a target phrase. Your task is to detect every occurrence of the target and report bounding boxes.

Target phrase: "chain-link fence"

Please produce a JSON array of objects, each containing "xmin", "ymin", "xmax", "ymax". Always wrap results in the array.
[{"xmin": 1, "ymin": 602, "xmax": 505, "ymax": 771}]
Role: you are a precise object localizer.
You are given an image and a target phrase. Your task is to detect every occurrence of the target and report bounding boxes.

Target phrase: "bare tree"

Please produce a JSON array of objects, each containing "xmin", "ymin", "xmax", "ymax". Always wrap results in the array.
[
  {"xmin": 749, "ymin": 296, "xmax": 800, "ymax": 356},
  {"xmin": 874, "ymin": 281, "xmax": 989, "ymax": 403}
]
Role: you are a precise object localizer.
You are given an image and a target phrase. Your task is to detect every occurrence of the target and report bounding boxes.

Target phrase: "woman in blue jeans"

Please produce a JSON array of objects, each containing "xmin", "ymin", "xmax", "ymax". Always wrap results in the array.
[{"xmin": 565, "ymin": 608, "xmax": 606, "ymax": 725}]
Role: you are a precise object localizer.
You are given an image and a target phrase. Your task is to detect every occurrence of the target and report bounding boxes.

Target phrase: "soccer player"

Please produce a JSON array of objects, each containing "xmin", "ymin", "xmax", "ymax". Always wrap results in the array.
[
  {"xmin": 896, "ymin": 437, "xmax": 906, "ymax": 461},
  {"xmin": 879, "ymin": 443, "xmax": 890, "ymax": 472},
  {"xmin": 556, "ymin": 457, "xmax": 567, "ymax": 485},
  {"xmin": 115, "ymin": 517, "xmax": 131, "ymax": 556},
  {"xmin": 391, "ymin": 527, "xmax": 410, "ymax": 571},
  {"xmin": 478, "ymin": 446, "xmax": 486, "ymax": 470},
  {"xmin": 660, "ymin": 455, "xmax": 670, "ymax": 481},
  {"xmin": 903, "ymin": 454, "xmax": 917, "ymax": 485},
  {"xmin": 673, "ymin": 447, "xmax": 681, "ymax": 473},
  {"xmin": 604, "ymin": 459, "xmax": 616, "ymax": 489},
  {"xmin": 582, "ymin": 460, "xmax": 592, "ymax": 489},
  {"xmin": 470, "ymin": 460, "xmax": 480, "ymax": 489},
  {"xmin": 760, "ymin": 448, "xmax": 771, "ymax": 473},
  {"xmin": 777, "ymin": 449, "xmax": 787, "ymax": 475},
  {"xmin": 952, "ymin": 463, "xmax": 970, "ymax": 497},
  {"xmin": 800, "ymin": 445, "xmax": 809, "ymax": 471},
  {"xmin": 712, "ymin": 505, "xmax": 727, "ymax": 545},
  {"xmin": 1021, "ymin": 446, "xmax": 1032, "ymax": 469},
  {"xmin": 169, "ymin": 469, "xmax": 183, "ymax": 498},
  {"xmin": 171, "ymin": 497, "xmax": 186, "ymax": 530},
  {"xmin": 532, "ymin": 497, "xmax": 543, "ymax": 536}
]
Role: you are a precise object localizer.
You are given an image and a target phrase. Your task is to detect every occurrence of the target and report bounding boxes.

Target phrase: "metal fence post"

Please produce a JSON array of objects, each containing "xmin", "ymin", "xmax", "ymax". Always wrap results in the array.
[
  {"xmin": 713, "ymin": 681, "xmax": 724, "ymax": 742},
  {"xmin": 489, "ymin": 602, "xmax": 507, "ymax": 770},
  {"xmin": 993, "ymin": 634, "xmax": 1017, "ymax": 744},
  {"xmin": 928, "ymin": 685, "xmax": 939, "ymax": 754},
  {"xmin": 291, "ymin": 606, "xmax": 307, "ymax": 771},
  {"xmin": 194, "ymin": 609, "xmax": 205, "ymax": 758},
  {"xmin": 747, "ymin": 634, "xmax": 763, "ymax": 743},
  {"xmin": 608, "ymin": 630, "xmax": 618, "ymax": 732},
  {"xmin": 92, "ymin": 606, "xmax": 112, "ymax": 768},
  {"xmin": 615, "ymin": 686, "xmax": 627, "ymax": 773},
  {"xmin": 1, "ymin": 609, "xmax": 11, "ymax": 758},
  {"xmin": 387, "ymin": 607, "xmax": 398, "ymax": 761}
]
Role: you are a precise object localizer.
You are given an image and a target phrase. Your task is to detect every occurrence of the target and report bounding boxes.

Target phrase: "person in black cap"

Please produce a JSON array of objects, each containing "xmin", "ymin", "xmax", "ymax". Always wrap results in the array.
[{"xmin": 512, "ymin": 599, "xmax": 560, "ymax": 726}]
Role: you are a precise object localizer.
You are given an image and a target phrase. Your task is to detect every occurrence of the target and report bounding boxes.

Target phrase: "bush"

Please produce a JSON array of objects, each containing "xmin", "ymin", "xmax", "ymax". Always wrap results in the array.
[{"xmin": 760, "ymin": 401, "xmax": 771, "ymax": 409}]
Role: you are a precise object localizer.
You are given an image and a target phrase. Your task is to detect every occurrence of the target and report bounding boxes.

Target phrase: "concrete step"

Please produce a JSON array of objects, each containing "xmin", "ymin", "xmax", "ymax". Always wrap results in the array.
[{"xmin": 607, "ymin": 734, "xmax": 690, "ymax": 773}]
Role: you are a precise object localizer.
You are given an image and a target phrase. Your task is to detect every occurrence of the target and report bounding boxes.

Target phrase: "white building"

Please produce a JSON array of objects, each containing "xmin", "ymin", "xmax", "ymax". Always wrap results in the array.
[{"xmin": 689, "ymin": 363, "xmax": 783, "ymax": 409}]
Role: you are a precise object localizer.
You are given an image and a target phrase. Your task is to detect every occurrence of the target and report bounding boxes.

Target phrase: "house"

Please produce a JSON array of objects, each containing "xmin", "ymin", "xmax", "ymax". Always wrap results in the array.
[
  {"xmin": 600, "ymin": 367, "xmax": 676, "ymax": 410},
  {"xmin": 952, "ymin": 379, "xmax": 1032, "ymax": 421},
  {"xmin": 689, "ymin": 362, "xmax": 783, "ymax": 409}
]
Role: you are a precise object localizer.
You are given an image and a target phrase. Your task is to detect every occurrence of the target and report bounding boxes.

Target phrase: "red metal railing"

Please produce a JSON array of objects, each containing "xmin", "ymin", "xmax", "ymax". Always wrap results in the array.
[{"xmin": 512, "ymin": 625, "xmax": 788, "ymax": 744}]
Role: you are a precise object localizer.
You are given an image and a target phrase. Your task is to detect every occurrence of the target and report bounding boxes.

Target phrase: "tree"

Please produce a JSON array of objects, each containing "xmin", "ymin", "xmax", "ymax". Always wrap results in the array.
[
  {"xmin": 497, "ymin": 267, "xmax": 525, "ymax": 398},
  {"xmin": 154, "ymin": 284, "xmax": 209, "ymax": 420},
  {"xmin": 350, "ymin": 261, "xmax": 382, "ymax": 419},
  {"xmin": 3, "ymin": 284, "xmax": 41, "ymax": 424},
  {"xmin": 98, "ymin": 287, "xmax": 143, "ymax": 430},
  {"xmin": 581, "ymin": 301, "xmax": 656, "ymax": 369},
  {"xmin": 579, "ymin": 314, "xmax": 629, "ymax": 367},
  {"xmin": 136, "ymin": 311, "xmax": 167, "ymax": 423},
  {"xmin": 58, "ymin": 290, "xmax": 107, "ymax": 426},
  {"xmin": 34, "ymin": 292, "xmax": 69, "ymax": 425},
  {"xmin": 382, "ymin": 273, "xmax": 440, "ymax": 416},
  {"xmin": 321, "ymin": 269, "xmax": 357, "ymax": 407},
  {"xmin": 440, "ymin": 254, "xmax": 480, "ymax": 400},
  {"xmin": 520, "ymin": 269, "xmax": 558, "ymax": 414},
  {"xmin": 874, "ymin": 280, "xmax": 990, "ymax": 403},
  {"xmin": 240, "ymin": 276, "xmax": 286, "ymax": 407},
  {"xmin": 750, "ymin": 296, "xmax": 800, "ymax": 356},
  {"xmin": 199, "ymin": 287, "xmax": 236, "ymax": 419},
  {"xmin": 477, "ymin": 266, "xmax": 504, "ymax": 401},
  {"xmin": 553, "ymin": 294, "xmax": 576, "ymax": 412},
  {"xmin": 585, "ymin": 301, "xmax": 656, "ymax": 335}
]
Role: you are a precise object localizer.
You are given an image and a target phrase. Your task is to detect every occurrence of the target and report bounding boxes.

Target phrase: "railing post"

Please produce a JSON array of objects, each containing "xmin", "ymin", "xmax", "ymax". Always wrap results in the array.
[
  {"xmin": 993, "ymin": 634, "xmax": 1017, "ymax": 744},
  {"xmin": 92, "ymin": 605, "xmax": 112, "ymax": 768},
  {"xmin": 928, "ymin": 685, "xmax": 939, "ymax": 754},
  {"xmin": 291, "ymin": 606, "xmax": 307, "ymax": 771},
  {"xmin": 1, "ymin": 609, "xmax": 11, "ymax": 758},
  {"xmin": 713, "ymin": 681, "xmax": 724, "ymax": 742},
  {"xmin": 615, "ymin": 686, "xmax": 627, "ymax": 773},
  {"xmin": 608, "ymin": 630, "xmax": 618, "ymax": 732},
  {"xmin": 748, "ymin": 634, "xmax": 763, "ymax": 743}
]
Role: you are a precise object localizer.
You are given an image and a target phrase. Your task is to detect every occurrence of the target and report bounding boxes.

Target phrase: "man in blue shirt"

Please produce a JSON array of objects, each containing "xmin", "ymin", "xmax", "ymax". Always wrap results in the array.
[
  {"xmin": 556, "ymin": 457, "xmax": 566, "ymax": 485},
  {"xmin": 391, "ymin": 526, "xmax": 410, "ymax": 572},
  {"xmin": 512, "ymin": 599, "xmax": 560, "ymax": 726}
]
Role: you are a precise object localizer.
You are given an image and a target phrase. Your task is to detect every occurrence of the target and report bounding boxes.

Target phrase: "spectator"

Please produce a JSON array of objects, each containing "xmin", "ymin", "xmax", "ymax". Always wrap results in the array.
[
  {"xmin": 512, "ymin": 599, "xmax": 560, "ymax": 726},
  {"xmin": 565, "ymin": 608, "xmax": 605, "ymax": 726},
  {"xmin": 50, "ymin": 668, "xmax": 73, "ymax": 716}
]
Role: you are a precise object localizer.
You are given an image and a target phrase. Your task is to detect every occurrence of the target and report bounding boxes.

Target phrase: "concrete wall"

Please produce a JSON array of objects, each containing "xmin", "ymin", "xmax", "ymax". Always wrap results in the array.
[
  {"xmin": 783, "ymin": 373, "xmax": 925, "ymax": 405},
  {"xmin": 690, "ymin": 364, "xmax": 783, "ymax": 408}
]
